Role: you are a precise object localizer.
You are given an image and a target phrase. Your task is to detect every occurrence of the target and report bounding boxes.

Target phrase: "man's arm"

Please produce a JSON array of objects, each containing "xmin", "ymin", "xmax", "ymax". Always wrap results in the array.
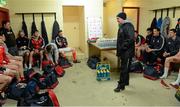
[
  {"xmin": 55, "ymin": 36, "xmax": 62, "ymax": 47},
  {"xmin": 123, "ymin": 23, "xmax": 135, "ymax": 47}
]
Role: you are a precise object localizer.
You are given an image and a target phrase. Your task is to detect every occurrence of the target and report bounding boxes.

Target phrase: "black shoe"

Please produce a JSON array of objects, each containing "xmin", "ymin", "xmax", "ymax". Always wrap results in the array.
[
  {"xmin": 114, "ymin": 85, "xmax": 125, "ymax": 92},
  {"xmin": 125, "ymin": 82, "xmax": 129, "ymax": 86}
]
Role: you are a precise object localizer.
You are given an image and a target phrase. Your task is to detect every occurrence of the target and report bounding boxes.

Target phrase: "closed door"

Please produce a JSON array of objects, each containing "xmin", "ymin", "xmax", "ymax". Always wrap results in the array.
[
  {"xmin": 63, "ymin": 22, "xmax": 80, "ymax": 48},
  {"xmin": 123, "ymin": 7, "xmax": 140, "ymax": 32}
]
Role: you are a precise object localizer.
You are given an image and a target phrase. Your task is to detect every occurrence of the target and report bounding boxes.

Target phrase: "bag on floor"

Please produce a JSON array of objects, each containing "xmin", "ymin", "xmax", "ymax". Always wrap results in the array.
[
  {"xmin": 5, "ymin": 79, "xmax": 39, "ymax": 101},
  {"xmin": 17, "ymin": 90, "xmax": 60, "ymax": 107},
  {"xmin": 143, "ymin": 64, "xmax": 163, "ymax": 80},
  {"xmin": 58, "ymin": 56, "xmax": 72, "ymax": 69},
  {"xmin": 175, "ymin": 87, "xmax": 180, "ymax": 102},
  {"xmin": 129, "ymin": 61, "xmax": 143, "ymax": 73},
  {"xmin": 87, "ymin": 56, "xmax": 100, "ymax": 69},
  {"xmin": 5, "ymin": 81, "xmax": 26, "ymax": 100},
  {"xmin": 17, "ymin": 93, "xmax": 53, "ymax": 106},
  {"xmin": 24, "ymin": 68, "xmax": 41, "ymax": 81},
  {"xmin": 42, "ymin": 60, "xmax": 53, "ymax": 70},
  {"xmin": 39, "ymin": 71, "xmax": 59, "ymax": 89}
]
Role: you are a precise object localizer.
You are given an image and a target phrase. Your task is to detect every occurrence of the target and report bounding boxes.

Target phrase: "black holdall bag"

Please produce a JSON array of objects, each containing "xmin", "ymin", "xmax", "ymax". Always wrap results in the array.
[
  {"xmin": 17, "ymin": 90, "xmax": 60, "ymax": 106},
  {"xmin": 58, "ymin": 54, "xmax": 72, "ymax": 69},
  {"xmin": 5, "ymin": 79, "xmax": 39, "ymax": 101},
  {"xmin": 87, "ymin": 56, "xmax": 100, "ymax": 69},
  {"xmin": 129, "ymin": 61, "xmax": 143, "ymax": 73},
  {"xmin": 17, "ymin": 92, "xmax": 53, "ymax": 106},
  {"xmin": 39, "ymin": 71, "xmax": 59, "ymax": 89},
  {"xmin": 143, "ymin": 64, "xmax": 164, "ymax": 80}
]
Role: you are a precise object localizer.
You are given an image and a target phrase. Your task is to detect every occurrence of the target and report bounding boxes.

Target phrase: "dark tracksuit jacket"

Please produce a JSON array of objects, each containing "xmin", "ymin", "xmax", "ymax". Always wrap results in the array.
[
  {"xmin": 0, "ymin": 28, "xmax": 18, "ymax": 56},
  {"xmin": 144, "ymin": 35, "xmax": 165, "ymax": 64},
  {"xmin": 116, "ymin": 21, "xmax": 135, "ymax": 87},
  {"xmin": 55, "ymin": 36, "xmax": 68, "ymax": 49},
  {"xmin": 164, "ymin": 36, "xmax": 180, "ymax": 56},
  {"xmin": 16, "ymin": 37, "xmax": 30, "ymax": 49}
]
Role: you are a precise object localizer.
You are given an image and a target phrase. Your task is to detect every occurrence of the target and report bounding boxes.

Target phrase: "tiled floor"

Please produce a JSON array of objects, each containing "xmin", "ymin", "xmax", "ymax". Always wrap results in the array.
[{"xmin": 4, "ymin": 60, "xmax": 180, "ymax": 106}]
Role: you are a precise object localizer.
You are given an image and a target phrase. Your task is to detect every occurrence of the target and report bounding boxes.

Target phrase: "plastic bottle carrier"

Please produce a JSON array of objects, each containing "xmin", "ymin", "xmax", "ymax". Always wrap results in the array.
[{"xmin": 96, "ymin": 62, "xmax": 110, "ymax": 81}]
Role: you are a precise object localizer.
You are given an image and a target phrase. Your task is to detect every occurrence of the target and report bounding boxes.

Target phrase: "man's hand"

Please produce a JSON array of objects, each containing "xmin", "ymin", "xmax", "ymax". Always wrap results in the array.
[
  {"xmin": 163, "ymin": 52, "xmax": 170, "ymax": 57},
  {"xmin": 146, "ymin": 47, "xmax": 153, "ymax": 53}
]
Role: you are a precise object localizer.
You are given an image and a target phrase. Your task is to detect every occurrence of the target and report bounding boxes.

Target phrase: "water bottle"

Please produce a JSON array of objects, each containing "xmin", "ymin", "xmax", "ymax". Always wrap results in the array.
[{"xmin": 107, "ymin": 70, "xmax": 110, "ymax": 80}]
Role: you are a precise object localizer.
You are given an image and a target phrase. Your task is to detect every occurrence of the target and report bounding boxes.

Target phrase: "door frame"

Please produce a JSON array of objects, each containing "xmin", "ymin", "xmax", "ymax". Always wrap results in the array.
[
  {"xmin": 0, "ymin": 7, "xmax": 9, "ymax": 26},
  {"xmin": 0, "ymin": 7, "xmax": 9, "ymax": 17},
  {"xmin": 122, "ymin": 7, "xmax": 140, "ymax": 32}
]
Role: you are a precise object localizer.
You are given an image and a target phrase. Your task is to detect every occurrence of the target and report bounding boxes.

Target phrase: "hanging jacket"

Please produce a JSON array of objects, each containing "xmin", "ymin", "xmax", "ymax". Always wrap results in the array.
[
  {"xmin": 175, "ymin": 24, "xmax": 180, "ymax": 37},
  {"xmin": 22, "ymin": 21, "xmax": 28, "ymax": 37},
  {"xmin": 116, "ymin": 21, "xmax": 135, "ymax": 58},
  {"xmin": 31, "ymin": 21, "xmax": 37, "ymax": 36},
  {"xmin": 52, "ymin": 21, "xmax": 60, "ymax": 43},
  {"xmin": 0, "ymin": 28, "xmax": 16, "ymax": 48},
  {"xmin": 157, "ymin": 17, "xmax": 163, "ymax": 29},
  {"xmin": 151, "ymin": 17, "xmax": 157, "ymax": 29},
  {"xmin": 41, "ymin": 20, "xmax": 49, "ymax": 45},
  {"xmin": 164, "ymin": 36, "xmax": 180, "ymax": 56},
  {"xmin": 160, "ymin": 17, "xmax": 170, "ymax": 38},
  {"xmin": 175, "ymin": 18, "xmax": 180, "ymax": 37}
]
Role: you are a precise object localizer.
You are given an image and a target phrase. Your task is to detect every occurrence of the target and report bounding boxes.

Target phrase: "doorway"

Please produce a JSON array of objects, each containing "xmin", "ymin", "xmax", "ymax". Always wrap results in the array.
[
  {"xmin": 123, "ymin": 7, "xmax": 140, "ymax": 32},
  {"xmin": 0, "ymin": 7, "xmax": 9, "ymax": 27},
  {"xmin": 63, "ymin": 6, "xmax": 85, "ymax": 52}
]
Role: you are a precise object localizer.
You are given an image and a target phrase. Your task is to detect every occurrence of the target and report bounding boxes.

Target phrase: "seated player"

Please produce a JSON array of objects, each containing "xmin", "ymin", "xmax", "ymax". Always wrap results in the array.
[
  {"xmin": 143, "ymin": 27, "xmax": 165, "ymax": 64},
  {"xmin": 136, "ymin": 28, "xmax": 153, "ymax": 60},
  {"xmin": 0, "ymin": 32, "xmax": 23, "ymax": 81},
  {"xmin": 29, "ymin": 30, "xmax": 44, "ymax": 70},
  {"xmin": 16, "ymin": 30, "xmax": 30, "ymax": 56},
  {"xmin": 160, "ymin": 50, "xmax": 180, "ymax": 85},
  {"xmin": 16, "ymin": 30, "xmax": 30, "ymax": 68},
  {"xmin": 55, "ymin": 30, "xmax": 80, "ymax": 63},
  {"xmin": 44, "ymin": 43, "xmax": 59, "ymax": 65},
  {"xmin": 162, "ymin": 29, "xmax": 180, "ymax": 60},
  {"xmin": 134, "ymin": 30, "xmax": 145, "ymax": 60}
]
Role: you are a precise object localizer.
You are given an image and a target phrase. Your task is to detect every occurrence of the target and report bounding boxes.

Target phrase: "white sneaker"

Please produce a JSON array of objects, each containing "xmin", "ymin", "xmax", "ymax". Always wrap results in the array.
[
  {"xmin": 160, "ymin": 75, "xmax": 167, "ymax": 79},
  {"xmin": 170, "ymin": 81, "xmax": 178, "ymax": 86}
]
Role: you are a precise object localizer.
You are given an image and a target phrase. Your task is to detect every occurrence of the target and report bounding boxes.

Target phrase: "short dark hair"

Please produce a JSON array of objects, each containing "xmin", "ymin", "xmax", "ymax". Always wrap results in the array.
[
  {"xmin": 35, "ymin": 30, "xmax": 39, "ymax": 32},
  {"xmin": 1, "ymin": 20, "xmax": 10, "ymax": 26},
  {"xmin": 58, "ymin": 30, "xmax": 63, "ymax": 33},
  {"xmin": 153, "ymin": 27, "xmax": 160, "ymax": 32},
  {"xmin": 147, "ymin": 28, "xmax": 153, "ymax": 32},
  {"xmin": 170, "ymin": 29, "xmax": 176, "ymax": 33},
  {"xmin": 46, "ymin": 45, "xmax": 52, "ymax": 53}
]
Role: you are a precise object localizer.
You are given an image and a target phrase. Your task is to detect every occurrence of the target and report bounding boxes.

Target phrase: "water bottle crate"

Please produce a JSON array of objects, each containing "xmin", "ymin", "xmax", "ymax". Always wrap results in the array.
[{"xmin": 96, "ymin": 63, "xmax": 110, "ymax": 81}]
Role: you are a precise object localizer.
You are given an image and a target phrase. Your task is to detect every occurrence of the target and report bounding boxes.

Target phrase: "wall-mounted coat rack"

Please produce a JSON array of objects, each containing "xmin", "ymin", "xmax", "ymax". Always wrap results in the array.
[
  {"xmin": 15, "ymin": 12, "xmax": 56, "ymax": 15},
  {"xmin": 150, "ymin": 6, "xmax": 180, "ymax": 18}
]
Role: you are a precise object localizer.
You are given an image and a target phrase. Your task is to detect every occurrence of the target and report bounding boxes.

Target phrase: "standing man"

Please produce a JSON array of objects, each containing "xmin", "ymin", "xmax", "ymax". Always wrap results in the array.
[
  {"xmin": 0, "ymin": 21, "xmax": 18, "ymax": 56},
  {"xmin": 114, "ymin": 12, "xmax": 135, "ymax": 92}
]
